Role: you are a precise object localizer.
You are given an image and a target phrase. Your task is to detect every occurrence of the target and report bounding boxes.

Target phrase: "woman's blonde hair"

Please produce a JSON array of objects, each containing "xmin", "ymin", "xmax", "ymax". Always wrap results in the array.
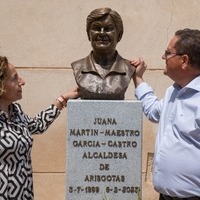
[{"xmin": 0, "ymin": 56, "xmax": 8, "ymax": 96}]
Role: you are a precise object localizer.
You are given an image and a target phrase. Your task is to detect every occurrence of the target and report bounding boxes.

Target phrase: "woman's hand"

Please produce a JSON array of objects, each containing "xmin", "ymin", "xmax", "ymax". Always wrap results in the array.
[
  {"xmin": 63, "ymin": 87, "xmax": 79, "ymax": 100},
  {"xmin": 54, "ymin": 87, "xmax": 80, "ymax": 110}
]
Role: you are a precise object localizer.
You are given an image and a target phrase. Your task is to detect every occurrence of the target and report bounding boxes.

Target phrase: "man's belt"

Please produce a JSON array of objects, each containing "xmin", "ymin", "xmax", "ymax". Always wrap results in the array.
[{"xmin": 162, "ymin": 194, "xmax": 200, "ymax": 200}]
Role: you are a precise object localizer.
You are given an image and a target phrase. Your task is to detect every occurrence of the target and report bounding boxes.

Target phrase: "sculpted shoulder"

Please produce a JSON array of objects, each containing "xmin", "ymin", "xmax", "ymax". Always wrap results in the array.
[
  {"xmin": 71, "ymin": 57, "xmax": 87, "ymax": 71},
  {"xmin": 115, "ymin": 54, "xmax": 135, "ymax": 77},
  {"xmin": 123, "ymin": 58, "xmax": 136, "ymax": 76}
]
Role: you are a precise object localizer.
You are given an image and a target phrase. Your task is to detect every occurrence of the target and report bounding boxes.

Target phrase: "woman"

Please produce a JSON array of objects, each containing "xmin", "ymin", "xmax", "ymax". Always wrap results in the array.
[
  {"xmin": 0, "ymin": 56, "xmax": 79, "ymax": 199},
  {"xmin": 71, "ymin": 7, "xmax": 135, "ymax": 100}
]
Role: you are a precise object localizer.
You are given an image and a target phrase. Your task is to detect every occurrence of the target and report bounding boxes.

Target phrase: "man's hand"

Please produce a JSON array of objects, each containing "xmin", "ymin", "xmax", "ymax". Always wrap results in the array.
[{"xmin": 130, "ymin": 58, "xmax": 147, "ymax": 87}]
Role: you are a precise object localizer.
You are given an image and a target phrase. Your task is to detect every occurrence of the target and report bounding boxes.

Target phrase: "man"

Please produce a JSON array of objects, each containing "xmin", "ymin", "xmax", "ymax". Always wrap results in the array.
[
  {"xmin": 71, "ymin": 7, "xmax": 135, "ymax": 100},
  {"xmin": 131, "ymin": 28, "xmax": 200, "ymax": 199}
]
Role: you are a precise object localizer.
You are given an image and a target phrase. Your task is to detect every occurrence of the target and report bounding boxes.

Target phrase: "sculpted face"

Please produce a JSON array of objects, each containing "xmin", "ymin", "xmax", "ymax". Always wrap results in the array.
[{"xmin": 88, "ymin": 16, "xmax": 118, "ymax": 54}]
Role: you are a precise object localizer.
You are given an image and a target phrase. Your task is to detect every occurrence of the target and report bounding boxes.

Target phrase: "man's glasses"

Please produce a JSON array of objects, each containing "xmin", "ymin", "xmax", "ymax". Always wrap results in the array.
[{"xmin": 164, "ymin": 49, "xmax": 184, "ymax": 59}]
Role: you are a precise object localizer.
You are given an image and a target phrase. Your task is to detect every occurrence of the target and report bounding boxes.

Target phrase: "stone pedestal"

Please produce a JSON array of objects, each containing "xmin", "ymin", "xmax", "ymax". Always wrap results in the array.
[{"xmin": 66, "ymin": 100, "xmax": 142, "ymax": 200}]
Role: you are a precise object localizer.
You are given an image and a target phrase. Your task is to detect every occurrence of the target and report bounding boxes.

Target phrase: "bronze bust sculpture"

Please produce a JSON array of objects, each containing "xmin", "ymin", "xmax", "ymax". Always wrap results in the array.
[{"xmin": 71, "ymin": 7, "xmax": 135, "ymax": 100}]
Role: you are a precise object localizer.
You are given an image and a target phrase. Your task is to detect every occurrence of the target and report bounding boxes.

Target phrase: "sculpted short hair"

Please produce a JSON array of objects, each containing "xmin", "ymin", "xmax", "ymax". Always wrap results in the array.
[
  {"xmin": 0, "ymin": 56, "xmax": 8, "ymax": 96},
  {"xmin": 175, "ymin": 28, "xmax": 200, "ymax": 69},
  {"xmin": 86, "ymin": 7, "xmax": 124, "ymax": 42}
]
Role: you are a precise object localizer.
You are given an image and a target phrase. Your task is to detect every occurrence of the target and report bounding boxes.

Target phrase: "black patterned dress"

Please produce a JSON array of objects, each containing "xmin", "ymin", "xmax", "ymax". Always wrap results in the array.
[{"xmin": 0, "ymin": 103, "xmax": 60, "ymax": 199}]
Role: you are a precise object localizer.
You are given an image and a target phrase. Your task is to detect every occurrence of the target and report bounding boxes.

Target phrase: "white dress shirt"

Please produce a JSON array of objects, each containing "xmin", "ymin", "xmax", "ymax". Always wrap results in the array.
[{"xmin": 135, "ymin": 76, "xmax": 200, "ymax": 197}]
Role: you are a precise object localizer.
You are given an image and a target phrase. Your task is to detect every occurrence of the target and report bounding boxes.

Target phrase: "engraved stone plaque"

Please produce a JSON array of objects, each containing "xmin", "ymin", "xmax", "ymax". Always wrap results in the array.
[{"xmin": 66, "ymin": 100, "xmax": 142, "ymax": 200}]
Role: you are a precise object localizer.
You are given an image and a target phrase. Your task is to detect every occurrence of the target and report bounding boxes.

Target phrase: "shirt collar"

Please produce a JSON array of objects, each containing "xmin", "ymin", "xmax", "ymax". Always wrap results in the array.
[
  {"xmin": 0, "ymin": 103, "xmax": 19, "ymax": 121},
  {"xmin": 186, "ymin": 75, "xmax": 200, "ymax": 92},
  {"xmin": 81, "ymin": 51, "xmax": 129, "ymax": 75},
  {"xmin": 173, "ymin": 75, "xmax": 200, "ymax": 93}
]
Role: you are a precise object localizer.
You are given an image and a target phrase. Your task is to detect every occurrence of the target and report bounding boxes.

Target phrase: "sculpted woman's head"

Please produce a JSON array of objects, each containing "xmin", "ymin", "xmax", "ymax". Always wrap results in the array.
[{"xmin": 86, "ymin": 7, "xmax": 124, "ymax": 43}]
